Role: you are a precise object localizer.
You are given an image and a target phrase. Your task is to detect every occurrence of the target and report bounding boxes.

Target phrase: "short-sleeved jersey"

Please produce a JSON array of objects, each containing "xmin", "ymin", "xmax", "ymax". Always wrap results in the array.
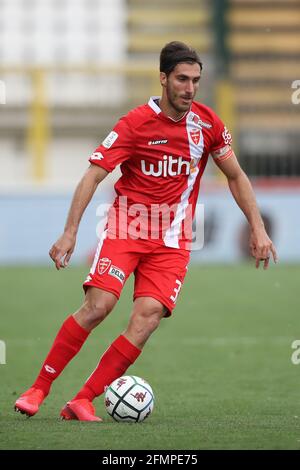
[{"xmin": 89, "ymin": 96, "xmax": 232, "ymax": 250}]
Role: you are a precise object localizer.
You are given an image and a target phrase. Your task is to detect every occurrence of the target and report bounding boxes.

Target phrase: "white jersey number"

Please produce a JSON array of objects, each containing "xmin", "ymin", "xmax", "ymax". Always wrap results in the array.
[{"xmin": 170, "ymin": 279, "xmax": 182, "ymax": 304}]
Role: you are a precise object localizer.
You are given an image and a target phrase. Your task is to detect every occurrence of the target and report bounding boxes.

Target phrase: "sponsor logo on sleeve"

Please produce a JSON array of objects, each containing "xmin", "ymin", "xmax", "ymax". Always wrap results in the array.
[
  {"xmin": 222, "ymin": 127, "xmax": 232, "ymax": 145},
  {"xmin": 108, "ymin": 265, "xmax": 125, "ymax": 284},
  {"xmin": 102, "ymin": 131, "xmax": 118, "ymax": 149}
]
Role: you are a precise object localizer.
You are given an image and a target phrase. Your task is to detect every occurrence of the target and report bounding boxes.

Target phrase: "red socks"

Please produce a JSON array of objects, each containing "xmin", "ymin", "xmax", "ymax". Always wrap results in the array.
[
  {"xmin": 32, "ymin": 317, "xmax": 141, "ymax": 403},
  {"xmin": 32, "ymin": 315, "xmax": 90, "ymax": 396},
  {"xmin": 73, "ymin": 335, "xmax": 141, "ymax": 401}
]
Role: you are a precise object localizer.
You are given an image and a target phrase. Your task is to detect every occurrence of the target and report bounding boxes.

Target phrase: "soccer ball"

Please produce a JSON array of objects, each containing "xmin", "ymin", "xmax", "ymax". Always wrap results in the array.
[{"xmin": 104, "ymin": 375, "xmax": 154, "ymax": 422}]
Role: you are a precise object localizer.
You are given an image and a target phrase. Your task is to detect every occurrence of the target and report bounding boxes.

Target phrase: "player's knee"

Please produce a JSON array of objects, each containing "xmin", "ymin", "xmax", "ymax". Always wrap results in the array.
[
  {"xmin": 127, "ymin": 311, "xmax": 161, "ymax": 347},
  {"xmin": 79, "ymin": 299, "xmax": 112, "ymax": 329},
  {"xmin": 130, "ymin": 306, "xmax": 162, "ymax": 336},
  {"xmin": 146, "ymin": 314, "xmax": 161, "ymax": 334},
  {"xmin": 141, "ymin": 314, "xmax": 161, "ymax": 335}
]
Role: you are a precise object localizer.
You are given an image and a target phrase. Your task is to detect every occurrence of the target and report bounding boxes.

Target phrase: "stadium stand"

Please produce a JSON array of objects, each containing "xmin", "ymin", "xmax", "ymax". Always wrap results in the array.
[
  {"xmin": 0, "ymin": 0, "xmax": 215, "ymax": 186},
  {"xmin": 226, "ymin": 0, "xmax": 300, "ymax": 176},
  {"xmin": 2, "ymin": 1, "xmax": 298, "ymax": 184},
  {"xmin": 0, "ymin": 0, "xmax": 127, "ymax": 185},
  {"xmin": 127, "ymin": 0, "xmax": 212, "ymax": 57}
]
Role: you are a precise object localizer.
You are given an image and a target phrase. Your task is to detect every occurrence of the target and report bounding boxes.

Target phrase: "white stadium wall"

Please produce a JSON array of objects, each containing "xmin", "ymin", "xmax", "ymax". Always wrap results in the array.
[{"xmin": 0, "ymin": 189, "xmax": 299, "ymax": 265}]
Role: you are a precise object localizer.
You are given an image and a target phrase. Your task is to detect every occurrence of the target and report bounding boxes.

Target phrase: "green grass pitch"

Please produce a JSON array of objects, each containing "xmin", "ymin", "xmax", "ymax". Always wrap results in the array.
[{"xmin": 0, "ymin": 263, "xmax": 300, "ymax": 450}]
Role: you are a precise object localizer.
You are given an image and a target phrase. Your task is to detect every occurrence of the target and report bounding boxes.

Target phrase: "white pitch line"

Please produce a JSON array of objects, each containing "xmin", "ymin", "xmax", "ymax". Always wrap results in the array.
[
  {"xmin": 4, "ymin": 336, "xmax": 294, "ymax": 347},
  {"xmin": 180, "ymin": 336, "xmax": 293, "ymax": 346}
]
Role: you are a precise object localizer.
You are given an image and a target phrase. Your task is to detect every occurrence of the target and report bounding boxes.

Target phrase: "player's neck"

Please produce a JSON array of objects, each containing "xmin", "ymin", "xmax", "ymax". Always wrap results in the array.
[{"xmin": 158, "ymin": 97, "xmax": 188, "ymax": 122}]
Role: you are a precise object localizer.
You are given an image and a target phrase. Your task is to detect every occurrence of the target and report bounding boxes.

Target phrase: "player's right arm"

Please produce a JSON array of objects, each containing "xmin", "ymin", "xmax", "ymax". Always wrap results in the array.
[
  {"xmin": 49, "ymin": 164, "xmax": 108, "ymax": 270},
  {"xmin": 50, "ymin": 116, "xmax": 133, "ymax": 270}
]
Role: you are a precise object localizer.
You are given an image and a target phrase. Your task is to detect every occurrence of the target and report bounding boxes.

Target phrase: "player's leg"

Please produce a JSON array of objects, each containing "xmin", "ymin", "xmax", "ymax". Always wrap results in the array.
[
  {"xmin": 58, "ymin": 237, "xmax": 143, "ymax": 421},
  {"xmin": 14, "ymin": 287, "xmax": 117, "ymax": 417},
  {"xmin": 61, "ymin": 297, "xmax": 165, "ymax": 421},
  {"xmin": 123, "ymin": 297, "xmax": 166, "ymax": 348},
  {"xmin": 61, "ymin": 243, "xmax": 189, "ymax": 422},
  {"xmin": 15, "ymin": 235, "xmax": 139, "ymax": 418}
]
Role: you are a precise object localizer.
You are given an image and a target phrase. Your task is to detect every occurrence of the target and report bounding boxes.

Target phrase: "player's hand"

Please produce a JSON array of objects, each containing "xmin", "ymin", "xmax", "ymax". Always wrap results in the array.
[
  {"xmin": 49, "ymin": 232, "xmax": 76, "ymax": 270},
  {"xmin": 249, "ymin": 229, "xmax": 278, "ymax": 270}
]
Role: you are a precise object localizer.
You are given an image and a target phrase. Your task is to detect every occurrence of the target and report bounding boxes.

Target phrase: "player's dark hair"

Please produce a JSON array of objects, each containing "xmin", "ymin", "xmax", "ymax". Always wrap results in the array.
[{"xmin": 160, "ymin": 41, "xmax": 203, "ymax": 76}]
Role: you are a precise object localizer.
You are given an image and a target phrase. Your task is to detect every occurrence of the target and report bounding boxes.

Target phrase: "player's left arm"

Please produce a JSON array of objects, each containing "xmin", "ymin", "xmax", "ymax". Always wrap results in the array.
[{"xmin": 213, "ymin": 149, "xmax": 278, "ymax": 269}]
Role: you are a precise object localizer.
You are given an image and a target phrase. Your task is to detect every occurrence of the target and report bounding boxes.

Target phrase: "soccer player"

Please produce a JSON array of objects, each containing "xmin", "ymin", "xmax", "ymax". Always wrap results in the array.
[{"xmin": 15, "ymin": 41, "xmax": 277, "ymax": 421}]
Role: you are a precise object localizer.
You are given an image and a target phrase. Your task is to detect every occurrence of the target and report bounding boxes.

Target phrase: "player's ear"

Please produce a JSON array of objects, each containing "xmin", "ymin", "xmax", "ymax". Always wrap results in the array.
[{"xmin": 160, "ymin": 72, "xmax": 167, "ymax": 88}]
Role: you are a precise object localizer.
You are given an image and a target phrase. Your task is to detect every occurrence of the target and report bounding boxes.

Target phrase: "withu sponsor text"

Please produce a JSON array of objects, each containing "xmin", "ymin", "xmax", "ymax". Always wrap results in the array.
[{"xmin": 141, "ymin": 155, "xmax": 197, "ymax": 177}]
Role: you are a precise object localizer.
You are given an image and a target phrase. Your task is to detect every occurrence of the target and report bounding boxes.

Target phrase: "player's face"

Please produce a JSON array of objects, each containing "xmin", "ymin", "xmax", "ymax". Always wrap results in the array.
[{"xmin": 161, "ymin": 63, "xmax": 201, "ymax": 116}]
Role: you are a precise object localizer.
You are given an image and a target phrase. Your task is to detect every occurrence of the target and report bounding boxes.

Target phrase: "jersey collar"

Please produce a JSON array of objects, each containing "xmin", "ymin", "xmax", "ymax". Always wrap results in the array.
[
  {"xmin": 148, "ymin": 96, "xmax": 162, "ymax": 115},
  {"xmin": 148, "ymin": 96, "xmax": 189, "ymax": 123}
]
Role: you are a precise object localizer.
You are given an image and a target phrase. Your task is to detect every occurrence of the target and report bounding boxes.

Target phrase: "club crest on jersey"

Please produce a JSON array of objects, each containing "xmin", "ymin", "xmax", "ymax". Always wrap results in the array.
[
  {"xmin": 98, "ymin": 257, "xmax": 111, "ymax": 275},
  {"xmin": 189, "ymin": 128, "xmax": 201, "ymax": 145}
]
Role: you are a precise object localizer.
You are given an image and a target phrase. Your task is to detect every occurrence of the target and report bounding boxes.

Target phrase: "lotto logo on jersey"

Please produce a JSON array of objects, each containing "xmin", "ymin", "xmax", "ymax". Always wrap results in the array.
[
  {"xmin": 141, "ymin": 155, "xmax": 191, "ymax": 177},
  {"xmin": 148, "ymin": 139, "xmax": 168, "ymax": 146},
  {"xmin": 102, "ymin": 131, "xmax": 118, "ymax": 149},
  {"xmin": 222, "ymin": 127, "xmax": 232, "ymax": 145}
]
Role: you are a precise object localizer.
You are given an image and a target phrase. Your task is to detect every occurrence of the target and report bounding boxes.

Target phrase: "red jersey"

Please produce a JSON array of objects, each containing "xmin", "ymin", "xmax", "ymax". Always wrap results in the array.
[{"xmin": 89, "ymin": 97, "xmax": 232, "ymax": 250}]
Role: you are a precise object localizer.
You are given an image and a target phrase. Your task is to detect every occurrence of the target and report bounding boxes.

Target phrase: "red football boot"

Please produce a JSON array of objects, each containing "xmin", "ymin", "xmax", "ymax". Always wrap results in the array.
[
  {"xmin": 14, "ymin": 387, "xmax": 45, "ymax": 417},
  {"xmin": 60, "ymin": 399, "xmax": 102, "ymax": 422}
]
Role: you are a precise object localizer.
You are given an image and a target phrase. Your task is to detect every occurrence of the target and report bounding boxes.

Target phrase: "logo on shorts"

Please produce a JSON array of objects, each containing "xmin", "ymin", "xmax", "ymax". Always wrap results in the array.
[
  {"xmin": 108, "ymin": 265, "xmax": 125, "ymax": 284},
  {"xmin": 98, "ymin": 257, "xmax": 111, "ymax": 275}
]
